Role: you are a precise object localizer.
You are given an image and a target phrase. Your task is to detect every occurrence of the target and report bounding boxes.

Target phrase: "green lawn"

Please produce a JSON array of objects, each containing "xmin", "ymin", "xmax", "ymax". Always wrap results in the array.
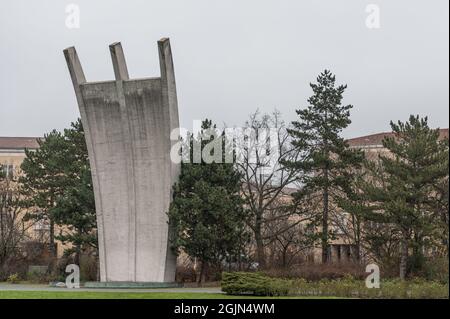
[{"xmin": 0, "ymin": 290, "xmax": 333, "ymax": 299}]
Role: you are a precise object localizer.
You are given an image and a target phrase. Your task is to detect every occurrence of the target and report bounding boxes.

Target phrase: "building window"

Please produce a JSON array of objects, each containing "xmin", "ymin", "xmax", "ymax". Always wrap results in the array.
[
  {"xmin": 1, "ymin": 164, "xmax": 14, "ymax": 178},
  {"xmin": 33, "ymin": 219, "xmax": 50, "ymax": 231}
]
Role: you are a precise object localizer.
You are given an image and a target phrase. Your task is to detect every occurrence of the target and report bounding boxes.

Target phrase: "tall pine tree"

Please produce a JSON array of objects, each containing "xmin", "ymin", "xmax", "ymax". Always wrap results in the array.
[
  {"xmin": 283, "ymin": 70, "xmax": 362, "ymax": 263},
  {"xmin": 52, "ymin": 120, "xmax": 97, "ymax": 265},
  {"xmin": 20, "ymin": 131, "xmax": 67, "ymax": 258},
  {"xmin": 347, "ymin": 115, "xmax": 449, "ymax": 279},
  {"xmin": 20, "ymin": 120, "xmax": 97, "ymax": 265},
  {"xmin": 168, "ymin": 119, "xmax": 248, "ymax": 284}
]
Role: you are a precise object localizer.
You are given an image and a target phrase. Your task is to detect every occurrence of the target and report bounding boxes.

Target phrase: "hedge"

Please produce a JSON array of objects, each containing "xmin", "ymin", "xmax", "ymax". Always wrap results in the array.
[
  {"xmin": 221, "ymin": 272, "xmax": 290, "ymax": 296},
  {"xmin": 221, "ymin": 272, "xmax": 449, "ymax": 299}
]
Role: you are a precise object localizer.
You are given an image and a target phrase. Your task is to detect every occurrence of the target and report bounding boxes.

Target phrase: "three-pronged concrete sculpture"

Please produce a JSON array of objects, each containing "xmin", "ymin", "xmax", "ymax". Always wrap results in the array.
[{"xmin": 64, "ymin": 38, "xmax": 180, "ymax": 285}]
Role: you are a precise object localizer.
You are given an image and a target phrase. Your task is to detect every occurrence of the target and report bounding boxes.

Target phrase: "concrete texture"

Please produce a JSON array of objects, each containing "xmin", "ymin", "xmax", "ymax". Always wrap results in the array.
[{"xmin": 63, "ymin": 39, "xmax": 180, "ymax": 283}]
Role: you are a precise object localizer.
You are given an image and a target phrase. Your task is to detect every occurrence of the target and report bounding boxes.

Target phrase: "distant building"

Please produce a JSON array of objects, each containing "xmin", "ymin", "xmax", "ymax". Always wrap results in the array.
[
  {"xmin": 296, "ymin": 128, "xmax": 449, "ymax": 264},
  {"xmin": 332, "ymin": 128, "xmax": 450, "ymax": 262},
  {"xmin": 347, "ymin": 129, "xmax": 449, "ymax": 150},
  {"xmin": 0, "ymin": 136, "xmax": 68, "ymax": 258},
  {"xmin": 0, "ymin": 137, "xmax": 40, "ymax": 176}
]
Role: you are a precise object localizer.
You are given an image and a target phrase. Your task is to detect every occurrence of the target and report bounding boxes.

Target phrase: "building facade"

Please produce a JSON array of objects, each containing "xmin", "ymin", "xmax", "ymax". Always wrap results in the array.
[{"xmin": 0, "ymin": 137, "xmax": 68, "ymax": 258}]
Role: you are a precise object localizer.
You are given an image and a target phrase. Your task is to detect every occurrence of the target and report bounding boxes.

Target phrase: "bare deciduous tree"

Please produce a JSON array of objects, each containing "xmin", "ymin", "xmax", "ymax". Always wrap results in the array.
[
  {"xmin": 0, "ymin": 166, "xmax": 33, "ymax": 278},
  {"xmin": 236, "ymin": 110, "xmax": 310, "ymax": 268},
  {"xmin": 265, "ymin": 203, "xmax": 315, "ymax": 267}
]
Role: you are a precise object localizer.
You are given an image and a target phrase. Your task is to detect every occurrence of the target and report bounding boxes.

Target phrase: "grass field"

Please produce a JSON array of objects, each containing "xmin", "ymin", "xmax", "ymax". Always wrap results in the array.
[{"xmin": 0, "ymin": 290, "xmax": 332, "ymax": 299}]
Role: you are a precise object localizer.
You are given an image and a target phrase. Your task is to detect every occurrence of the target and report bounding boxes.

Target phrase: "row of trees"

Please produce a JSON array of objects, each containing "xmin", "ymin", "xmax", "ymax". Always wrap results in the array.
[
  {"xmin": 169, "ymin": 70, "xmax": 449, "ymax": 281},
  {"xmin": 2, "ymin": 70, "xmax": 448, "ymax": 282}
]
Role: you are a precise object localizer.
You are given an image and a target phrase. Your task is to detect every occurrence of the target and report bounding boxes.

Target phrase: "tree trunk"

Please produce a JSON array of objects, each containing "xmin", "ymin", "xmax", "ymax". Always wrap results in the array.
[
  {"xmin": 197, "ymin": 261, "xmax": 207, "ymax": 286},
  {"xmin": 74, "ymin": 245, "xmax": 81, "ymax": 266},
  {"xmin": 74, "ymin": 229, "xmax": 82, "ymax": 266},
  {"xmin": 353, "ymin": 217, "xmax": 361, "ymax": 263},
  {"xmin": 255, "ymin": 213, "xmax": 266, "ymax": 269},
  {"xmin": 399, "ymin": 232, "xmax": 408, "ymax": 280},
  {"xmin": 282, "ymin": 246, "xmax": 288, "ymax": 268},
  {"xmin": 322, "ymin": 170, "xmax": 329, "ymax": 264},
  {"xmin": 46, "ymin": 219, "xmax": 57, "ymax": 275},
  {"xmin": 49, "ymin": 219, "xmax": 56, "ymax": 257},
  {"xmin": 353, "ymin": 243, "xmax": 361, "ymax": 263},
  {"xmin": 440, "ymin": 210, "xmax": 449, "ymax": 255},
  {"xmin": 0, "ymin": 206, "xmax": 4, "ymax": 244}
]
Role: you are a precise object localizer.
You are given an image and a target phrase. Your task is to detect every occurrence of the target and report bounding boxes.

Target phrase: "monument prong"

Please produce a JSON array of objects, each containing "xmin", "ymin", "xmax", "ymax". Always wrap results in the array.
[
  {"xmin": 63, "ymin": 47, "xmax": 86, "ymax": 89},
  {"xmin": 157, "ymin": 38, "xmax": 180, "ymax": 282},
  {"xmin": 157, "ymin": 38, "xmax": 171, "ymax": 82},
  {"xmin": 64, "ymin": 46, "xmax": 108, "ymax": 281},
  {"xmin": 109, "ymin": 42, "xmax": 130, "ymax": 80},
  {"xmin": 65, "ymin": 38, "xmax": 180, "ymax": 286}
]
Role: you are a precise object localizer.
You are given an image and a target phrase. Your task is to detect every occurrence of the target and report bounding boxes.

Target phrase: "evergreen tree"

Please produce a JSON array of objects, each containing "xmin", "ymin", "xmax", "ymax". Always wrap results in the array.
[
  {"xmin": 432, "ymin": 174, "xmax": 449, "ymax": 254},
  {"xmin": 283, "ymin": 70, "xmax": 363, "ymax": 263},
  {"xmin": 52, "ymin": 120, "xmax": 97, "ymax": 265},
  {"xmin": 20, "ymin": 132, "xmax": 67, "ymax": 258},
  {"xmin": 20, "ymin": 120, "xmax": 97, "ymax": 264},
  {"xmin": 168, "ymin": 119, "xmax": 248, "ymax": 283},
  {"xmin": 348, "ymin": 115, "xmax": 448, "ymax": 279}
]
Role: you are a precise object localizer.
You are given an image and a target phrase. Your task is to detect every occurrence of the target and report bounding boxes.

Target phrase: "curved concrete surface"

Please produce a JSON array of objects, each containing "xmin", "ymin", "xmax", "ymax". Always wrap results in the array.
[{"xmin": 63, "ymin": 39, "xmax": 180, "ymax": 283}]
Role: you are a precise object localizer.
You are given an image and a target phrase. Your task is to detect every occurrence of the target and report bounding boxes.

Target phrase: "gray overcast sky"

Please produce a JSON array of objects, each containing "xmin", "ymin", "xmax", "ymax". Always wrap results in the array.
[{"xmin": 0, "ymin": 0, "xmax": 448, "ymax": 138}]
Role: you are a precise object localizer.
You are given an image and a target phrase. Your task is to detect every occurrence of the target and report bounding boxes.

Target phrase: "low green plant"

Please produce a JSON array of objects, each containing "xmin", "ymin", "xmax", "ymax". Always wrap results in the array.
[
  {"xmin": 221, "ymin": 272, "xmax": 449, "ymax": 299},
  {"xmin": 422, "ymin": 257, "xmax": 449, "ymax": 284},
  {"xmin": 6, "ymin": 273, "xmax": 20, "ymax": 284},
  {"xmin": 26, "ymin": 270, "xmax": 62, "ymax": 284},
  {"xmin": 26, "ymin": 270, "xmax": 46, "ymax": 283},
  {"xmin": 221, "ymin": 272, "xmax": 290, "ymax": 296}
]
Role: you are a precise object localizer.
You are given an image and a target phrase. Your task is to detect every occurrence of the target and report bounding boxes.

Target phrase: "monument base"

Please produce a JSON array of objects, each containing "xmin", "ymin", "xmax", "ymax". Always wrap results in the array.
[{"xmin": 84, "ymin": 281, "xmax": 182, "ymax": 289}]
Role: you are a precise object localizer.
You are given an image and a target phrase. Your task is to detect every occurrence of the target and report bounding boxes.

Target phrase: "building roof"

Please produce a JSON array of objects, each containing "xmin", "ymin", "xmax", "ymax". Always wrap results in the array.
[
  {"xmin": 347, "ymin": 128, "xmax": 449, "ymax": 148},
  {"xmin": 0, "ymin": 137, "xmax": 41, "ymax": 150},
  {"xmin": 0, "ymin": 129, "xmax": 448, "ymax": 151}
]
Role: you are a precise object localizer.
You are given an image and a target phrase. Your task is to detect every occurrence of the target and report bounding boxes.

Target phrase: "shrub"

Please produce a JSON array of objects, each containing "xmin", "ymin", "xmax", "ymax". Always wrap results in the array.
[
  {"xmin": 6, "ymin": 273, "xmax": 20, "ymax": 284},
  {"xmin": 27, "ymin": 262, "xmax": 63, "ymax": 283},
  {"xmin": 221, "ymin": 272, "xmax": 290, "ymax": 296},
  {"xmin": 422, "ymin": 258, "xmax": 449, "ymax": 284},
  {"xmin": 176, "ymin": 264, "xmax": 197, "ymax": 283},
  {"xmin": 290, "ymin": 275, "xmax": 367, "ymax": 298},
  {"xmin": 405, "ymin": 278, "xmax": 449, "ymax": 299},
  {"xmin": 26, "ymin": 270, "xmax": 54, "ymax": 284},
  {"xmin": 79, "ymin": 254, "xmax": 98, "ymax": 282},
  {"xmin": 263, "ymin": 262, "xmax": 367, "ymax": 281},
  {"xmin": 221, "ymin": 271, "xmax": 449, "ymax": 298},
  {"xmin": 0, "ymin": 258, "xmax": 26, "ymax": 281}
]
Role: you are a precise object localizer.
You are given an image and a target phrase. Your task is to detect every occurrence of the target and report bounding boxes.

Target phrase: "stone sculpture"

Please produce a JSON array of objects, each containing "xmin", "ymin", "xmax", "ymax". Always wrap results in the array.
[{"xmin": 64, "ymin": 38, "xmax": 180, "ymax": 284}]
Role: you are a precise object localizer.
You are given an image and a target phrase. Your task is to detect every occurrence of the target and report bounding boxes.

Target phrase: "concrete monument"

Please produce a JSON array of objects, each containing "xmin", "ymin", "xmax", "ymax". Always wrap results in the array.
[{"xmin": 64, "ymin": 38, "xmax": 180, "ymax": 285}]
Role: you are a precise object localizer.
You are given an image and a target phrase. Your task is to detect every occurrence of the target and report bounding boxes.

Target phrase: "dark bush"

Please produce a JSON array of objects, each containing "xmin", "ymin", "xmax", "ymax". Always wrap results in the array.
[
  {"xmin": 422, "ymin": 257, "xmax": 449, "ymax": 284},
  {"xmin": 176, "ymin": 264, "xmax": 197, "ymax": 283},
  {"xmin": 79, "ymin": 254, "xmax": 98, "ymax": 282},
  {"xmin": 221, "ymin": 272, "xmax": 290, "ymax": 296},
  {"xmin": 0, "ymin": 257, "xmax": 28, "ymax": 281},
  {"xmin": 221, "ymin": 271, "xmax": 449, "ymax": 298},
  {"xmin": 263, "ymin": 262, "xmax": 366, "ymax": 281}
]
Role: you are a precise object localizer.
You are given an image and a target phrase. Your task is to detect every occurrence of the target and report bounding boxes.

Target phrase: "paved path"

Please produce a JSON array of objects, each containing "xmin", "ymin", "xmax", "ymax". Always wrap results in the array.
[{"xmin": 0, "ymin": 283, "xmax": 223, "ymax": 294}]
